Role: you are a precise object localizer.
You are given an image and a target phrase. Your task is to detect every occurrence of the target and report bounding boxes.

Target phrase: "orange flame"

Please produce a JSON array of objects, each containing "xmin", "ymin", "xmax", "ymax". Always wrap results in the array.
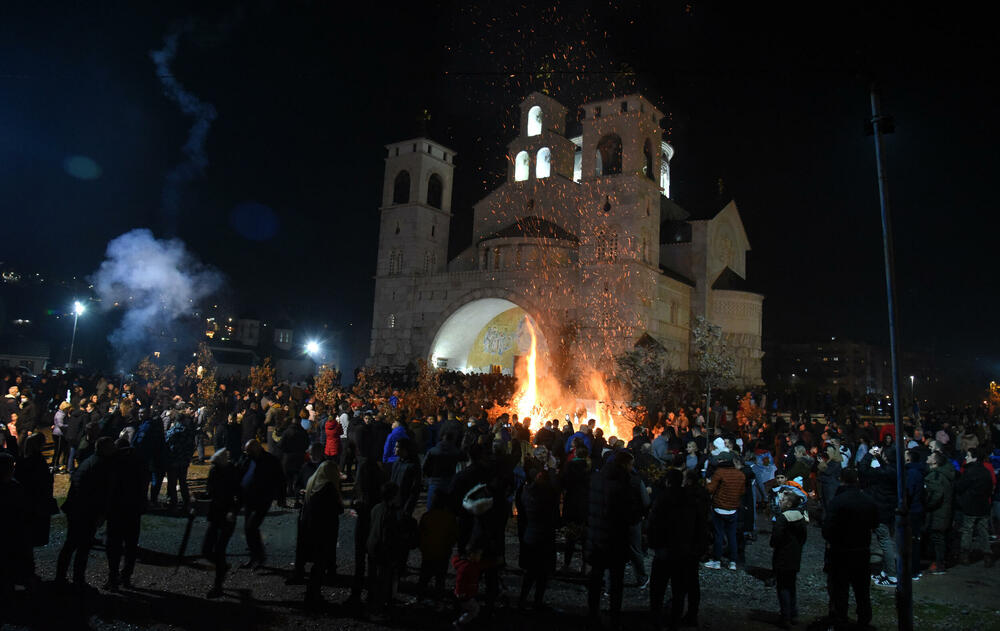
[{"xmin": 509, "ymin": 318, "xmax": 632, "ymax": 440}]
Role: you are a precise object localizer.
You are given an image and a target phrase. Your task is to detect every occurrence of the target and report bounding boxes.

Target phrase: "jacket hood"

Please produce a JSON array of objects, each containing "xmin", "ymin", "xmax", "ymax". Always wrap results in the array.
[{"xmin": 782, "ymin": 508, "xmax": 808, "ymax": 523}]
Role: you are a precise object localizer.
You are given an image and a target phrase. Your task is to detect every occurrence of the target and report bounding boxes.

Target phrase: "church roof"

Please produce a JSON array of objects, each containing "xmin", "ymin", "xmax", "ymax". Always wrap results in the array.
[
  {"xmin": 479, "ymin": 216, "xmax": 579, "ymax": 243},
  {"xmin": 712, "ymin": 267, "xmax": 754, "ymax": 292},
  {"xmin": 660, "ymin": 196, "xmax": 690, "ymax": 221},
  {"xmin": 658, "ymin": 265, "xmax": 695, "ymax": 287}
]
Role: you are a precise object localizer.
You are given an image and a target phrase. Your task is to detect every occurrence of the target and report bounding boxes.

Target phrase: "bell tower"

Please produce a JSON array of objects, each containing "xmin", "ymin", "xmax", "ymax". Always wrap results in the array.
[{"xmin": 377, "ymin": 138, "xmax": 455, "ymax": 277}]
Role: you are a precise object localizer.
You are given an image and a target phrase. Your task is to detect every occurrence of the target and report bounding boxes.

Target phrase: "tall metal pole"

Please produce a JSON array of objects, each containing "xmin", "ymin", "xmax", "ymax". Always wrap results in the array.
[
  {"xmin": 68, "ymin": 311, "xmax": 80, "ymax": 368},
  {"xmin": 870, "ymin": 82, "xmax": 912, "ymax": 631}
]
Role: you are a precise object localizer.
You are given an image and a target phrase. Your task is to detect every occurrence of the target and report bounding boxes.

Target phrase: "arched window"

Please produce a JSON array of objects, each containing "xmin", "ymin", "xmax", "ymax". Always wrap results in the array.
[
  {"xmin": 514, "ymin": 151, "xmax": 530, "ymax": 182},
  {"xmin": 388, "ymin": 249, "xmax": 402, "ymax": 275},
  {"xmin": 660, "ymin": 153, "xmax": 671, "ymax": 197},
  {"xmin": 535, "ymin": 147, "xmax": 551, "ymax": 179},
  {"xmin": 426, "ymin": 174, "xmax": 443, "ymax": 209},
  {"xmin": 527, "ymin": 105, "xmax": 543, "ymax": 136},
  {"xmin": 594, "ymin": 149, "xmax": 602, "ymax": 176},
  {"xmin": 596, "ymin": 134, "xmax": 622, "ymax": 175},
  {"xmin": 643, "ymin": 138, "xmax": 655, "ymax": 181},
  {"xmin": 392, "ymin": 170, "xmax": 410, "ymax": 204}
]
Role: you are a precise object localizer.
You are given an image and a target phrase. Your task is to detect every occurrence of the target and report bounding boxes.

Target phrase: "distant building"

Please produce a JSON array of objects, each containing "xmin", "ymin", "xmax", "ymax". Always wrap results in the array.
[
  {"xmin": 0, "ymin": 336, "xmax": 50, "ymax": 374},
  {"xmin": 207, "ymin": 315, "xmax": 319, "ymax": 384},
  {"xmin": 367, "ymin": 92, "xmax": 764, "ymax": 386}
]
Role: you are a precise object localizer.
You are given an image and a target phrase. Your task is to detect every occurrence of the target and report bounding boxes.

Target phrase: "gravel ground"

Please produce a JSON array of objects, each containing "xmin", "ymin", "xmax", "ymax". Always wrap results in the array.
[{"xmin": 4, "ymin": 464, "xmax": 999, "ymax": 631}]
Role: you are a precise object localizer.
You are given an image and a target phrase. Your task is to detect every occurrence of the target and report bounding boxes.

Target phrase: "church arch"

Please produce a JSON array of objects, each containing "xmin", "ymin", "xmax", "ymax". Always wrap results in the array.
[
  {"xmin": 596, "ymin": 134, "xmax": 622, "ymax": 175},
  {"xmin": 392, "ymin": 170, "xmax": 410, "ymax": 204},
  {"xmin": 426, "ymin": 173, "xmax": 443, "ymax": 208},
  {"xmin": 536, "ymin": 147, "xmax": 551, "ymax": 179},
  {"xmin": 643, "ymin": 138, "xmax": 655, "ymax": 181},
  {"xmin": 514, "ymin": 151, "xmax": 530, "ymax": 182},
  {"xmin": 527, "ymin": 105, "xmax": 543, "ymax": 136}
]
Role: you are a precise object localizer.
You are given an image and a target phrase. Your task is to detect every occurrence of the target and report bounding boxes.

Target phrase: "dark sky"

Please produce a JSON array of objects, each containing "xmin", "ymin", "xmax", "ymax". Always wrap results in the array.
[{"xmin": 1, "ymin": 0, "xmax": 997, "ymax": 373}]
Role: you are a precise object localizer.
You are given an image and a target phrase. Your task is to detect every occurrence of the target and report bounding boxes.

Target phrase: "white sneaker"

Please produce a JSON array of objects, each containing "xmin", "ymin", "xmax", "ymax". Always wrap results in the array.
[
  {"xmin": 703, "ymin": 560, "xmax": 721, "ymax": 570},
  {"xmin": 728, "ymin": 561, "xmax": 737, "ymax": 570}
]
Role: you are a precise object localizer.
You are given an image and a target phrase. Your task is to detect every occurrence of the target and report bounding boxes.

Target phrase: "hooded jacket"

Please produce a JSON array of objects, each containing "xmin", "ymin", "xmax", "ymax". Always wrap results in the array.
[
  {"xmin": 771, "ymin": 507, "xmax": 808, "ymax": 572},
  {"xmin": 954, "ymin": 460, "xmax": 993, "ymax": 517},
  {"xmin": 924, "ymin": 464, "xmax": 954, "ymax": 531}
]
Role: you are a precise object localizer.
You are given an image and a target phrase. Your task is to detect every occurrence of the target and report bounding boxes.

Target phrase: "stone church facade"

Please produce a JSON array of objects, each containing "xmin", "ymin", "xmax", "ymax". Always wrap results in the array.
[{"xmin": 368, "ymin": 93, "xmax": 763, "ymax": 387}]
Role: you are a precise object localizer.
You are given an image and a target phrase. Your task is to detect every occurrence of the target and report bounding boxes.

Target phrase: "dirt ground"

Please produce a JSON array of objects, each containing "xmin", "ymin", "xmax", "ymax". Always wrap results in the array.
[{"xmin": 4, "ymin": 462, "xmax": 999, "ymax": 631}]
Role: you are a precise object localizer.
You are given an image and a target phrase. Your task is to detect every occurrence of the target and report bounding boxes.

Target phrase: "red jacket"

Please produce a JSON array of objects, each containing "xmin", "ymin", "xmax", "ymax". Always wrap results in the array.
[{"xmin": 324, "ymin": 418, "xmax": 342, "ymax": 457}]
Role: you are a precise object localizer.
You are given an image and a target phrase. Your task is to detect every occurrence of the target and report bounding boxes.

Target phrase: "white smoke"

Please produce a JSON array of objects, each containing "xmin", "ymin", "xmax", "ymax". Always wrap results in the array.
[
  {"xmin": 91, "ymin": 229, "xmax": 222, "ymax": 372},
  {"xmin": 151, "ymin": 29, "xmax": 217, "ymax": 231}
]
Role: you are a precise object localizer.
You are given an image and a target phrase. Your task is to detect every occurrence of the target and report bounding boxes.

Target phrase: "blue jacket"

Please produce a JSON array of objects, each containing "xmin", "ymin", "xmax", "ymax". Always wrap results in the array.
[
  {"xmin": 905, "ymin": 461, "xmax": 926, "ymax": 515},
  {"xmin": 651, "ymin": 435, "xmax": 671, "ymax": 464},
  {"xmin": 382, "ymin": 425, "xmax": 409, "ymax": 463},
  {"xmin": 565, "ymin": 431, "xmax": 593, "ymax": 455}
]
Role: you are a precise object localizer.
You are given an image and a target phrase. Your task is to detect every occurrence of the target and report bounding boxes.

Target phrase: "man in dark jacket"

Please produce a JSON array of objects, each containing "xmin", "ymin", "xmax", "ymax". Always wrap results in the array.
[
  {"xmin": 277, "ymin": 418, "xmax": 310, "ymax": 496},
  {"xmin": 238, "ymin": 439, "xmax": 285, "ymax": 569},
  {"xmin": 423, "ymin": 431, "xmax": 461, "ymax": 510},
  {"xmin": 56, "ymin": 437, "xmax": 116, "ymax": 587},
  {"xmin": 859, "ymin": 446, "xmax": 898, "ymax": 584},
  {"xmin": 586, "ymin": 450, "xmax": 642, "ymax": 622},
  {"xmin": 390, "ymin": 438, "xmax": 422, "ymax": 517},
  {"xmin": 165, "ymin": 412, "xmax": 197, "ymax": 510},
  {"xmin": 0, "ymin": 452, "xmax": 32, "ymax": 606},
  {"xmin": 518, "ymin": 469, "xmax": 560, "ymax": 610},
  {"xmin": 647, "ymin": 469, "xmax": 708, "ymax": 629},
  {"xmin": 823, "ymin": 469, "xmax": 880, "ymax": 629},
  {"xmin": 106, "ymin": 438, "xmax": 148, "ymax": 590},
  {"xmin": 345, "ymin": 454, "xmax": 385, "ymax": 609},
  {"xmin": 923, "ymin": 451, "xmax": 954, "ymax": 574},
  {"xmin": 954, "ymin": 447, "xmax": 994, "ymax": 566},
  {"xmin": 560, "ymin": 447, "xmax": 591, "ymax": 573},
  {"xmin": 133, "ymin": 408, "xmax": 166, "ymax": 505},
  {"xmin": 903, "ymin": 449, "xmax": 927, "ymax": 578}
]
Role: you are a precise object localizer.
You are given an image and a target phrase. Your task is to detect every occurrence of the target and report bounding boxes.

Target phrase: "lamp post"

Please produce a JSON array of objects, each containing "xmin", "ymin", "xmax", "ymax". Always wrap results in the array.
[
  {"xmin": 67, "ymin": 300, "xmax": 86, "ymax": 367},
  {"xmin": 910, "ymin": 375, "xmax": 915, "ymax": 406}
]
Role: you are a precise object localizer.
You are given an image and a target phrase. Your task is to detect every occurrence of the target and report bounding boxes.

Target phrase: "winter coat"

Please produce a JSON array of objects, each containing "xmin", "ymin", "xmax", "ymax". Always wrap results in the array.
[
  {"xmin": 64, "ymin": 409, "xmax": 88, "ymax": 447},
  {"xmin": 238, "ymin": 450, "xmax": 285, "ymax": 508},
  {"xmin": 277, "ymin": 423, "xmax": 310, "ymax": 473},
  {"xmin": 423, "ymin": 440, "xmax": 461, "ymax": 485},
  {"xmin": 564, "ymin": 430, "xmax": 593, "ymax": 455},
  {"xmin": 366, "ymin": 500, "xmax": 402, "ymax": 562},
  {"xmin": 904, "ymin": 461, "xmax": 927, "ymax": 516},
  {"xmin": 770, "ymin": 508, "xmax": 808, "ymax": 572},
  {"xmin": 818, "ymin": 459, "xmax": 842, "ymax": 505},
  {"xmin": 860, "ymin": 454, "xmax": 897, "ymax": 524},
  {"xmin": 63, "ymin": 452, "xmax": 115, "ymax": 521},
  {"xmin": 924, "ymin": 465, "xmax": 954, "ymax": 531},
  {"xmin": 206, "ymin": 462, "xmax": 242, "ymax": 524},
  {"xmin": 302, "ymin": 483, "xmax": 343, "ymax": 562},
  {"xmin": 109, "ymin": 448, "xmax": 149, "ymax": 518},
  {"xmin": 0, "ymin": 478, "xmax": 33, "ymax": 583},
  {"xmin": 520, "ymin": 480, "xmax": 560, "ymax": 545},
  {"xmin": 390, "ymin": 458, "xmax": 422, "ymax": 516},
  {"xmin": 822, "ymin": 485, "xmax": 879, "ymax": 554},
  {"xmin": 586, "ymin": 462, "xmax": 642, "ymax": 558},
  {"xmin": 560, "ymin": 457, "xmax": 591, "ymax": 524},
  {"xmin": 165, "ymin": 420, "xmax": 197, "ymax": 467},
  {"xmin": 650, "ymin": 435, "xmax": 671, "ymax": 464},
  {"xmin": 647, "ymin": 485, "xmax": 709, "ymax": 561},
  {"xmin": 14, "ymin": 453, "xmax": 55, "ymax": 546},
  {"xmin": 706, "ymin": 462, "xmax": 747, "ymax": 511},
  {"xmin": 52, "ymin": 410, "xmax": 67, "ymax": 437},
  {"xmin": 382, "ymin": 425, "xmax": 409, "ymax": 463},
  {"xmin": 954, "ymin": 460, "xmax": 993, "ymax": 517},
  {"xmin": 419, "ymin": 507, "xmax": 458, "ymax": 562},
  {"xmin": 134, "ymin": 417, "xmax": 166, "ymax": 469},
  {"xmin": 323, "ymin": 418, "xmax": 342, "ymax": 457}
]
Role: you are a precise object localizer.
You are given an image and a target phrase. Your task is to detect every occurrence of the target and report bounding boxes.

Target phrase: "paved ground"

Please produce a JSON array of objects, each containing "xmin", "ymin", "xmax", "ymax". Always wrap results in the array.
[{"xmin": 4, "ymin": 463, "xmax": 999, "ymax": 631}]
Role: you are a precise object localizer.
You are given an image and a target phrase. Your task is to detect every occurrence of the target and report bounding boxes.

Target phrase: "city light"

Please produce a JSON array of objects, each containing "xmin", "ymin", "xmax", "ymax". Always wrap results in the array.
[
  {"xmin": 73, "ymin": 300, "xmax": 86, "ymax": 316},
  {"xmin": 305, "ymin": 340, "xmax": 320, "ymax": 355}
]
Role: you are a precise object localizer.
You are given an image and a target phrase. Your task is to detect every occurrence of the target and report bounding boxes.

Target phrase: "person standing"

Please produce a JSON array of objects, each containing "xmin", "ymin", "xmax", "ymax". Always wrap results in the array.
[
  {"xmin": 203, "ymin": 448, "xmax": 241, "ymax": 598},
  {"xmin": 586, "ymin": 450, "xmax": 642, "ymax": 623},
  {"xmin": 823, "ymin": 468, "xmax": 880, "ymax": 629},
  {"xmin": 517, "ymin": 469, "xmax": 560, "ymax": 611},
  {"xmin": 51, "ymin": 401, "xmax": 71, "ymax": 471},
  {"xmin": 165, "ymin": 411, "xmax": 196, "ymax": 511},
  {"xmin": 923, "ymin": 451, "xmax": 954, "ymax": 574},
  {"xmin": 954, "ymin": 447, "xmax": 994, "ymax": 567},
  {"xmin": 238, "ymin": 439, "xmax": 285, "ymax": 569},
  {"xmin": 390, "ymin": 438, "xmax": 422, "ymax": 517},
  {"xmin": 105, "ymin": 437, "xmax": 148, "ymax": 590},
  {"xmin": 423, "ymin": 430, "xmax": 460, "ymax": 510},
  {"xmin": 770, "ymin": 488, "xmax": 808, "ymax": 629},
  {"xmin": 0, "ymin": 453, "xmax": 32, "ymax": 607},
  {"xmin": 344, "ymin": 452, "xmax": 385, "ymax": 609},
  {"xmin": 301, "ymin": 460, "xmax": 344, "ymax": 607},
  {"xmin": 704, "ymin": 451, "xmax": 747, "ymax": 570},
  {"xmin": 903, "ymin": 448, "xmax": 927, "ymax": 578},
  {"xmin": 56, "ymin": 437, "xmax": 116, "ymax": 588},
  {"xmin": 14, "ymin": 433, "xmax": 54, "ymax": 580}
]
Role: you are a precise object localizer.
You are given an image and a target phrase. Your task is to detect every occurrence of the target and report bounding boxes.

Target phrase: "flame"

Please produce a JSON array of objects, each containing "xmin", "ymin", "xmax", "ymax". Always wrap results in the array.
[{"xmin": 508, "ymin": 318, "xmax": 632, "ymax": 440}]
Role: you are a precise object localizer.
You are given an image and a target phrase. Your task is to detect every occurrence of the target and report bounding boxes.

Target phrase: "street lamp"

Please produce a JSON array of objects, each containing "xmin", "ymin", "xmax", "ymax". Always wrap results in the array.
[
  {"xmin": 67, "ymin": 300, "xmax": 86, "ymax": 367},
  {"xmin": 305, "ymin": 340, "xmax": 320, "ymax": 355},
  {"xmin": 910, "ymin": 374, "xmax": 915, "ymax": 405}
]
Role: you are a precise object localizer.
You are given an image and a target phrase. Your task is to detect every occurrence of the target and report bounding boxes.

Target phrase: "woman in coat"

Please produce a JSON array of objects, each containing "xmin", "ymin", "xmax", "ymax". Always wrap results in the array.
[
  {"xmin": 770, "ymin": 488, "xmax": 808, "ymax": 628},
  {"xmin": 301, "ymin": 460, "xmax": 343, "ymax": 606},
  {"xmin": 51, "ymin": 401, "xmax": 71, "ymax": 471}
]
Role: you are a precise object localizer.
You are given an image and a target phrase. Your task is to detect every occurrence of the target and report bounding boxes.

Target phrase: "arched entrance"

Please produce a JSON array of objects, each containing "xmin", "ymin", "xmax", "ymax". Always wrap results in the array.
[{"xmin": 428, "ymin": 297, "xmax": 548, "ymax": 374}]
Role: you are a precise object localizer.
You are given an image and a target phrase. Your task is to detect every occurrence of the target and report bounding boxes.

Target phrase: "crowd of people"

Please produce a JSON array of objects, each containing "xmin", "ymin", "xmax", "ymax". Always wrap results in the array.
[{"xmin": 1, "ymin": 366, "xmax": 998, "ymax": 630}]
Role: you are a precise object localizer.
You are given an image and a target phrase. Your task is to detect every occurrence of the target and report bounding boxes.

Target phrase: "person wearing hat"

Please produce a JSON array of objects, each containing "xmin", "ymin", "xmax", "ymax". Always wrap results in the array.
[{"xmin": 770, "ymin": 486, "xmax": 808, "ymax": 628}]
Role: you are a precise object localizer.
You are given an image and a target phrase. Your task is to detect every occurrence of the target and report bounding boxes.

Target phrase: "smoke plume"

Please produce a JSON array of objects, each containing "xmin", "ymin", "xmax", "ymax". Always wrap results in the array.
[
  {"xmin": 151, "ymin": 29, "xmax": 217, "ymax": 232},
  {"xmin": 91, "ymin": 229, "xmax": 222, "ymax": 372}
]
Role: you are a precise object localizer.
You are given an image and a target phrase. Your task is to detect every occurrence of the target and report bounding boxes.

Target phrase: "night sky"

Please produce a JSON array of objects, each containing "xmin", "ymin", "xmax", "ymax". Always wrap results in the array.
[{"xmin": 1, "ymin": 1, "xmax": 997, "ymax": 374}]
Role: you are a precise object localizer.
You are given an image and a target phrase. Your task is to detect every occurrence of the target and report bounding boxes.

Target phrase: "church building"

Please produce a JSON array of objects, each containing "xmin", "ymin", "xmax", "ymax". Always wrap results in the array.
[{"xmin": 368, "ymin": 93, "xmax": 763, "ymax": 387}]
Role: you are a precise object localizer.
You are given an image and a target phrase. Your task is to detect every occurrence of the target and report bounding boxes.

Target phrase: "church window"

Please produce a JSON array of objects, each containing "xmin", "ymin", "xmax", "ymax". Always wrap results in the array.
[
  {"xmin": 387, "ymin": 314, "xmax": 396, "ymax": 328},
  {"xmin": 595, "ymin": 231, "xmax": 618, "ymax": 261},
  {"xmin": 393, "ymin": 170, "xmax": 410, "ymax": 204},
  {"xmin": 388, "ymin": 249, "xmax": 403, "ymax": 275},
  {"xmin": 427, "ymin": 144, "xmax": 432, "ymax": 154},
  {"xmin": 431, "ymin": 224, "xmax": 436, "ymax": 237},
  {"xmin": 527, "ymin": 105, "xmax": 543, "ymax": 136},
  {"xmin": 412, "ymin": 143, "xmax": 417, "ymax": 152},
  {"xmin": 427, "ymin": 174, "xmax": 443, "ymax": 208},
  {"xmin": 596, "ymin": 134, "xmax": 622, "ymax": 175},
  {"xmin": 394, "ymin": 147, "xmax": 399, "ymax": 156},
  {"xmin": 535, "ymin": 147, "xmax": 551, "ymax": 179},
  {"xmin": 643, "ymin": 138, "xmax": 655, "ymax": 181},
  {"xmin": 514, "ymin": 151, "xmax": 530, "ymax": 182},
  {"xmin": 660, "ymin": 151, "xmax": 671, "ymax": 197},
  {"xmin": 394, "ymin": 222, "xmax": 400, "ymax": 235}
]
